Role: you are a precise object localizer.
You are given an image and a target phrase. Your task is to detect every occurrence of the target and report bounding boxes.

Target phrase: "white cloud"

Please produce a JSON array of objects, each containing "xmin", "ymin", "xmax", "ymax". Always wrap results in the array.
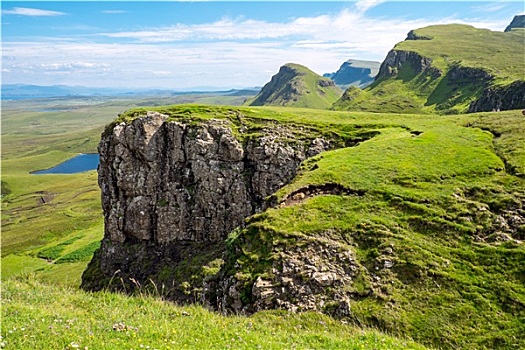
[
  {"xmin": 2, "ymin": 7, "xmax": 66, "ymax": 17},
  {"xmin": 151, "ymin": 70, "xmax": 173, "ymax": 77},
  {"xmin": 355, "ymin": 0, "xmax": 385, "ymax": 14},
  {"xmin": 1, "ymin": 8, "xmax": 513, "ymax": 88},
  {"xmin": 100, "ymin": 8, "xmax": 507, "ymax": 45},
  {"xmin": 471, "ymin": 1, "xmax": 508, "ymax": 13}
]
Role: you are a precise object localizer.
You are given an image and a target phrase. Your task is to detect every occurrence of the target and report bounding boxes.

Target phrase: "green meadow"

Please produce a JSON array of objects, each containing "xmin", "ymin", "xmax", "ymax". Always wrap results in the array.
[{"xmin": 2, "ymin": 277, "xmax": 426, "ymax": 350}]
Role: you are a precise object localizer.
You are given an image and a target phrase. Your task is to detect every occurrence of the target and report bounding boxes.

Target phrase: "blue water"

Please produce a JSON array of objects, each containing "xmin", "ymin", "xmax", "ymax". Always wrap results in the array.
[{"xmin": 33, "ymin": 153, "xmax": 100, "ymax": 174}]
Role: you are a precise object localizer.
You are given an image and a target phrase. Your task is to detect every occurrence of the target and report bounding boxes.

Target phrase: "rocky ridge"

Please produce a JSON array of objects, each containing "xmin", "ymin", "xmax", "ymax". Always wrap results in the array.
[
  {"xmin": 504, "ymin": 14, "xmax": 525, "ymax": 32},
  {"xmin": 375, "ymin": 49, "xmax": 441, "ymax": 81},
  {"xmin": 334, "ymin": 24, "xmax": 525, "ymax": 114}
]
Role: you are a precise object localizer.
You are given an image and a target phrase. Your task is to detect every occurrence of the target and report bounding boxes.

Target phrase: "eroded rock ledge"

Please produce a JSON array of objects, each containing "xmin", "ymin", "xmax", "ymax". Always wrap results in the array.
[{"xmin": 82, "ymin": 111, "xmax": 349, "ymax": 299}]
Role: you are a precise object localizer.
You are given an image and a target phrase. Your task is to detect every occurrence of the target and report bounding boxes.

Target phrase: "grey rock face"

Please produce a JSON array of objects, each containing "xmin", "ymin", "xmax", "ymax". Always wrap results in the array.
[
  {"xmin": 376, "ymin": 50, "xmax": 441, "ymax": 80},
  {"xmin": 212, "ymin": 239, "xmax": 368, "ymax": 316},
  {"xmin": 468, "ymin": 80, "xmax": 525, "ymax": 112},
  {"xmin": 85, "ymin": 111, "xmax": 333, "ymax": 296},
  {"xmin": 99, "ymin": 112, "xmax": 328, "ymax": 245},
  {"xmin": 504, "ymin": 15, "xmax": 525, "ymax": 32},
  {"xmin": 406, "ymin": 30, "xmax": 432, "ymax": 40}
]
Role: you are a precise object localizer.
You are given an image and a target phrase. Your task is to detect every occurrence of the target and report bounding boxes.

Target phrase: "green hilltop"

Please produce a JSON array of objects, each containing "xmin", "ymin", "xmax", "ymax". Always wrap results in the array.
[
  {"xmin": 333, "ymin": 24, "xmax": 525, "ymax": 114},
  {"xmin": 246, "ymin": 63, "xmax": 343, "ymax": 109}
]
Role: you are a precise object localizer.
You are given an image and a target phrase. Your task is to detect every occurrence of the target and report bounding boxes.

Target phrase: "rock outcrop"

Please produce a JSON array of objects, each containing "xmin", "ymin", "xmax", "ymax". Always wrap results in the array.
[
  {"xmin": 469, "ymin": 80, "xmax": 525, "ymax": 112},
  {"xmin": 206, "ymin": 236, "xmax": 372, "ymax": 316},
  {"xmin": 375, "ymin": 49, "xmax": 441, "ymax": 81},
  {"xmin": 504, "ymin": 15, "xmax": 525, "ymax": 32},
  {"xmin": 82, "ymin": 110, "xmax": 340, "ymax": 298}
]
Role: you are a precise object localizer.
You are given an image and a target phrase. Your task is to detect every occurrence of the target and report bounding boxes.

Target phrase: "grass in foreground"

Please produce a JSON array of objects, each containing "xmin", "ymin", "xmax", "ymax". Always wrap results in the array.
[{"xmin": 1, "ymin": 277, "xmax": 427, "ymax": 350}]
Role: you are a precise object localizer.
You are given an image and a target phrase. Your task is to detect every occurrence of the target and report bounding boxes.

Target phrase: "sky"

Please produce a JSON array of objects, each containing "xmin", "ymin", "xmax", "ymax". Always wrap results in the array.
[{"xmin": 1, "ymin": 1, "xmax": 523, "ymax": 89}]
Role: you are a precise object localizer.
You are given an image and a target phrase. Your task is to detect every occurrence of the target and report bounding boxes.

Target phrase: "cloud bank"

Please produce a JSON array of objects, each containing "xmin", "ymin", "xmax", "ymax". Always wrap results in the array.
[{"xmin": 1, "ymin": 6, "xmax": 511, "ymax": 88}]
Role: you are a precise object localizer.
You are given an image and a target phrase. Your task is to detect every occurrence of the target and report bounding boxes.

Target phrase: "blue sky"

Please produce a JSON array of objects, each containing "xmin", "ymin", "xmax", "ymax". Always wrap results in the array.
[{"xmin": 2, "ymin": 1, "xmax": 523, "ymax": 89}]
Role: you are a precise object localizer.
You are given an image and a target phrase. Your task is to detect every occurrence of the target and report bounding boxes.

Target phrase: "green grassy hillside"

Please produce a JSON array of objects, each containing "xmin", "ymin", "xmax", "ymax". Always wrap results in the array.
[
  {"xmin": 94, "ymin": 104, "xmax": 525, "ymax": 349},
  {"xmin": 246, "ymin": 63, "xmax": 343, "ymax": 109},
  {"xmin": 225, "ymin": 109, "xmax": 525, "ymax": 349},
  {"xmin": 333, "ymin": 24, "xmax": 525, "ymax": 114},
  {"xmin": 0, "ymin": 99, "xmax": 116, "ymax": 285},
  {"xmin": 397, "ymin": 25, "xmax": 523, "ymax": 82},
  {"xmin": 2, "ymin": 99, "xmax": 524, "ymax": 349}
]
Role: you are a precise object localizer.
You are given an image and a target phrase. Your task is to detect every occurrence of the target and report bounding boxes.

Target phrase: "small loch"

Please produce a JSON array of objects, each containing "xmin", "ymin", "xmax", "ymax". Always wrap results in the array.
[{"xmin": 33, "ymin": 154, "xmax": 100, "ymax": 174}]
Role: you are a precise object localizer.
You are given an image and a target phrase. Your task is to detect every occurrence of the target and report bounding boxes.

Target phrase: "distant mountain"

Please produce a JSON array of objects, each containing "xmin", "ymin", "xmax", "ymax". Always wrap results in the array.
[
  {"xmin": 245, "ymin": 63, "xmax": 342, "ymax": 109},
  {"xmin": 505, "ymin": 14, "xmax": 525, "ymax": 32},
  {"xmin": 226, "ymin": 88, "xmax": 260, "ymax": 97},
  {"xmin": 333, "ymin": 24, "xmax": 525, "ymax": 114},
  {"xmin": 323, "ymin": 59, "xmax": 381, "ymax": 89},
  {"xmin": 1, "ymin": 84, "xmax": 132, "ymax": 99},
  {"xmin": 1, "ymin": 84, "xmax": 260, "ymax": 100}
]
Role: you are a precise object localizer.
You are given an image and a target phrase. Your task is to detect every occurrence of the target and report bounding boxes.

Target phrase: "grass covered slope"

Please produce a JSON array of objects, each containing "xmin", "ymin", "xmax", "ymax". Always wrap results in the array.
[
  {"xmin": 4, "ymin": 99, "xmax": 524, "ymax": 349},
  {"xmin": 208, "ymin": 108, "xmax": 524, "ymax": 349},
  {"xmin": 1, "ymin": 277, "xmax": 427, "ymax": 350},
  {"xmin": 246, "ymin": 63, "xmax": 343, "ymax": 109},
  {"xmin": 333, "ymin": 24, "xmax": 525, "ymax": 114}
]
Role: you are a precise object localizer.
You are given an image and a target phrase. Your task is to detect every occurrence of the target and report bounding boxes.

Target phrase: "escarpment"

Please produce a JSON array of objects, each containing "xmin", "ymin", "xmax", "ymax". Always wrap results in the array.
[
  {"xmin": 334, "ymin": 24, "xmax": 525, "ymax": 114},
  {"xmin": 375, "ymin": 49, "xmax": 441, "ymax": 81},
  {"xmin": 81, "ymin": 105, "xmax": 525, "ymax": 349},
  {"xmin": 81, "ymin": 110, "xmax": 346, "ymax": 299},
  {"xmin": 468, "ymin": 80, "xmax": 525, "ymax": 112}
]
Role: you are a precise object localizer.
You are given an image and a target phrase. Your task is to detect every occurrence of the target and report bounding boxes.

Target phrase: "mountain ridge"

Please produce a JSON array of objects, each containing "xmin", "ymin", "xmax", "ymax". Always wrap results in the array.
[
  {"xmin": 246, "ymin": 63, "xmax": 342, "ymax": 109},
  {"xmin": 505, "ymin": 14, "xmax": 525, "ymax": 32},
  {"xmin": 333, "ymin": 24, "xmax": 525, "ymax": 114}
]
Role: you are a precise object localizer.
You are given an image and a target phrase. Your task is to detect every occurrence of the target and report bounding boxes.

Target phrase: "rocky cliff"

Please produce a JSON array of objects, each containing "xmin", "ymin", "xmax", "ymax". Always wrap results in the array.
[
  {"xmin": 375, "ymin": 49, "xmax": 442, "ymax": 81},
  {"xmin": 81, "ymin": 107, "xmax": 370, "ymax": 300},
  {"xmin": 504, "ymin": 14, "xmax": 525, "ymax": 32},
  {"xmin": 469, "ymin": 80, "xmax": 525, "ymax": 112}
]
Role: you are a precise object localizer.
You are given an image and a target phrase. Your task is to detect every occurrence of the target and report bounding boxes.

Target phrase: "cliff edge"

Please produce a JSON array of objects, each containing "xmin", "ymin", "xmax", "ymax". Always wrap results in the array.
[
  {"xmin": 333, "ymin": 24, "xmax": 525, "ymax": 114},
  {"xmin": 81, "ymin": 106, "xmax": 375, "ymax": 301}
]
